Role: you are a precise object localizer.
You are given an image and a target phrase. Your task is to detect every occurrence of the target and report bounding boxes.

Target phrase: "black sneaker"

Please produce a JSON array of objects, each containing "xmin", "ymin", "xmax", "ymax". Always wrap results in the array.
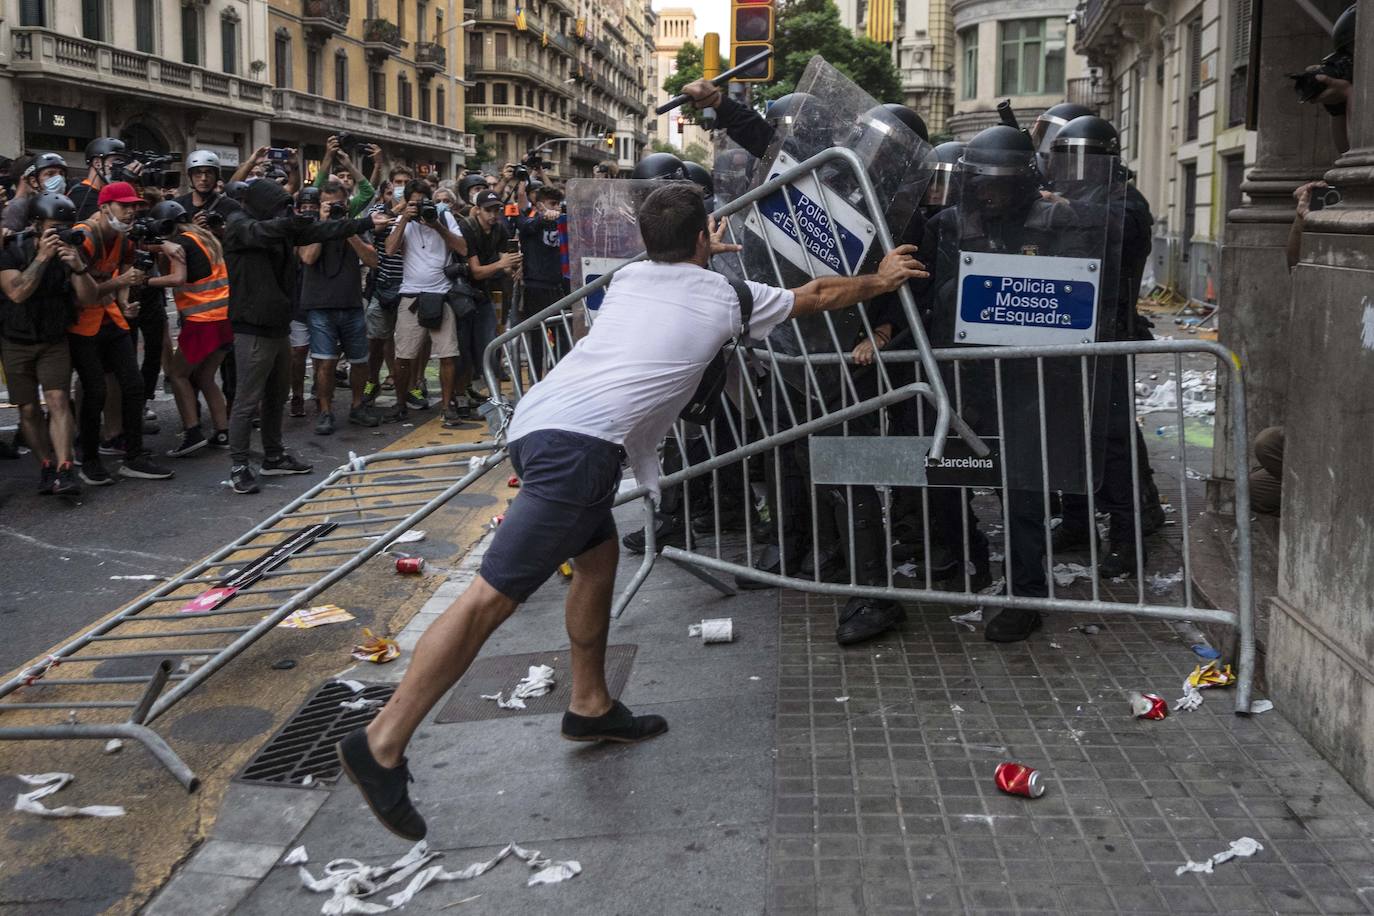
[
  {"xmin": 209, "ymin": 430, "xmax": 230, "ymax": 449},
  {"xmin": 54, "ymin": 463, "xmax": 81, "ymax": 498},
  {"xmin": 382, "ymin": 405, "xmax": 409, "ymax": 424},
  {"xmin": 120, "ymin": 452, "xmax": 175, "ymax": 480},
  {"xmin": 79, "ymin": 459, "xmax": 115, "ymax": 487},
  {"xmin": 621, "ymin": 513, "xmax": 685, "ymax": 555},
  {"xmin": 261, "ymin": 453, "xmax": 313, "ymax": 475},
  {"xmin": 442, "ymin": 407, "xmax": 475, "ymax": 429},
  {"xmin": 314, "ymin": 411, "xmax": 336, "ymax": 436},
  {"xmin": 835, "ymin": 597, "xmax": 906, "ymax": 645},
  {"xmin": 336, "ymin": 728, "xmax": 427, "ymax": 841},
  {"xmin": 349, "ymin": 406, "xmax": 382, "ymax": 428},
  {"xmin": 1051, "ymin": 524, "xmax": 1098, "ymax": 555},
  {"xmin": 561, "ymin": 700, "xmax": 669, "ymax": 744},
  {"xmin": 984, "ymin": 607, "xmax": 1043, "ymax": 643},
  {"xmin": 1099, "ymin": 548, "xmax": 1145, "ymax": 579},
  {"xmin": 98, "ymin": 434, "xmax": 127, "ymax": 456},
  {"xmin": 38, "ymin": 462, "xmax": 57, "ymax": 495},
  {"xmin": 230, "ymin": 464, "xmax": 259, "ymax": 494},
  {"xmin": 404, "ymin": 388, "xmax": 429, "ymax": 411},
  {"xmin": 167, "ymin": 428, "xmax": 208, "ymax": 457}
]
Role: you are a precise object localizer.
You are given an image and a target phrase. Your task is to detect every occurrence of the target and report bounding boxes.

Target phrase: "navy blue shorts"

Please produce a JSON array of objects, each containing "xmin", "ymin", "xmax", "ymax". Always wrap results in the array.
[{"xmin": 480, "ymin": 429, "xmax": 624, "ymax": 601}]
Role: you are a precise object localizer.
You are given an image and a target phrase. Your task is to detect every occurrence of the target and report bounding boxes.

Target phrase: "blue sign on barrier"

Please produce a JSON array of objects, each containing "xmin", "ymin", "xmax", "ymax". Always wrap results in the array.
[
  {"xmin": 954, "ymin": 252, "xmax": 1101, "ymax": 346},
  {"xmin": 756, "ymin": 185, "xmax": 867, "ymax": 276}
]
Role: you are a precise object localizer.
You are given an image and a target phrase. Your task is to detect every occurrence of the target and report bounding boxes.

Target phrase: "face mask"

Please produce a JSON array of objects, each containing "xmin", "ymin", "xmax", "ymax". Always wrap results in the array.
[
  {"xmin": 436, "ymin": 202, "xmax": 450, "ymax": 216},
  {"xmin": 392, "ymin": 186, "xmax": 405, "ymax": 201},
  {"xmin": 42, "ymin": 174, "xmax": 65, "ymax": 194},
  {"xmin": 109, "ymin": 216, "xmax": 130, "ymax": 233}
]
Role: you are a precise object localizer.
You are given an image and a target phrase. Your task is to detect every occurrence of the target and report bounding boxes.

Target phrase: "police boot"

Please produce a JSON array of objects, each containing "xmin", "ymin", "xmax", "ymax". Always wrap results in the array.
[
  {"xmin": 984, "ymin": 607, "xmax": 1043, "ymax": 642},
  {"xmin": 621, "ymin": 513, "xmax": 685, "ymax": 555},
  {"xmin": 835, "ymin": 596, "xmax": 906, "ymax": 645},
  {"xmin": 1099, "ymin": 524, "xmax": 1148, "ymax": 579}
]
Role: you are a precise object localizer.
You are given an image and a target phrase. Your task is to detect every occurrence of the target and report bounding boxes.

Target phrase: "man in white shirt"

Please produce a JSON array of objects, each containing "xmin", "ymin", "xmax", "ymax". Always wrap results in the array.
[
  {"xmin": 337, "ymin": 183, "xmax": 927, "ymax": 841},
  {"xmin": 383, "ymin": 180, "xmax": 467, "ymax": 426}
]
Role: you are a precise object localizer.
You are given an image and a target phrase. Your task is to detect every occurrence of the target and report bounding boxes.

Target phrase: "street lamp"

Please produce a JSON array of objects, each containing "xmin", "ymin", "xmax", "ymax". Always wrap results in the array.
[{"xmin": 434, "ymin": 18, "xmax": 478, "ymax": 40}]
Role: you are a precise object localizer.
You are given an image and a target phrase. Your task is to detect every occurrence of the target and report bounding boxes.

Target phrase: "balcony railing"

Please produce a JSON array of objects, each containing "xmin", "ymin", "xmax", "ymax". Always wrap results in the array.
[
  {"xmin": 1065, "ymin": 77, "xmax": 1101, "ymax": 112},
  {"xmin": 492, "ymin": 55, "xmax": 574, "ymax": 96},
  {"xmin": 363, "ymin": 18, "xmax": 405, "ymax": 57},
  {"xmin": 466, "ymin": 103, "xmax": 571, "ymax": 135},
  {"xmin": 573, "ymin": 100, "xmax": 614, "ymax": 128},
  {"xmin": 9, "ymin": 27, "xmax": 273, "ymax": 114},
  {"xmin": 415, "ymin": 41, "xmax": 445, "ymax": 75},
  {"xmin": 273, "ymin": 88, "xmax": 471, "ymax": 152},
  {"xmin": 302, "ymin": 0, "xmax": 349, "ymax": 39}
]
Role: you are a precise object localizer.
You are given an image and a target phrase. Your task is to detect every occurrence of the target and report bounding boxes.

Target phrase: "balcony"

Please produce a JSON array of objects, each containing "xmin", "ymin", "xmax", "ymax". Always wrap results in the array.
[
  {"xmin": 489, "ymin": 56, "xmax": 575, "ymax": 96},
  {"xmin": 415, "ymin": 41, "xmax": 445, "ymax": 76},
  {"xmin": 465, "ymin": 103, "xmax": 571, "ymax": 136},
  {"xmin": 1065, "ymin": 76, "xmax": 1103, "ymax": 113},
  {"xmin": 272, "ymin": 88, "xmax": 471, "ymax": 153},
  {"xmin": 1074, "ymin": 0, "xmax": 1150, "ymax": 59},
  {"xmin": 302, "ymin": 0, "xmax": 349, "ymax": 41},
  {"xmin": 9, "ymin": 27, "xmax": 274, "ymax": 116},
  {"xmin": 573, "ymin": 100, "xmax": 614, "ymax": 129},
  {"xmin": 363, "ymin": 18, "xmax": 405, "ymax": 60}
]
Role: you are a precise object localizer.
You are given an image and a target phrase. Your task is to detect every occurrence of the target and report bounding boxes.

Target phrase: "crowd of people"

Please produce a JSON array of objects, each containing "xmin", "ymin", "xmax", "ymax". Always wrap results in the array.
[{"xmin": 0, "ymin": 137, "xmax": 567, "ymax": 497}]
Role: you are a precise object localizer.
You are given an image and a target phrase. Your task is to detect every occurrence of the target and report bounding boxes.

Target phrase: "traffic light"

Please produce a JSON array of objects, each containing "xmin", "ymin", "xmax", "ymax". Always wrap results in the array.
[
  {"xmin": 731, "ymin": 0, "xmax": 774, "ymax": 82},
  {"xmin": 605, "ymin": 131, "xmax": 615, "ymax": 149}
]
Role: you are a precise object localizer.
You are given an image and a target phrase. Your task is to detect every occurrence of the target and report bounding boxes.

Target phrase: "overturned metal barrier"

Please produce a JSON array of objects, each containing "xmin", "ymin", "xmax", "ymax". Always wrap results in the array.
[{"xmin": 0, "ymin": 443, "xmax": 505, "ymax": 789}]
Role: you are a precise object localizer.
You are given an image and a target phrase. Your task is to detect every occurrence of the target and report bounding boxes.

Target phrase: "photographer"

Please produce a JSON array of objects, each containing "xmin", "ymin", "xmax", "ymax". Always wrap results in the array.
[
  {"xmin": 69, "ymin": 182, "xmax": 175, "ymax": 483},
  {"xmin": 2, "ymin": 154, "xmax": 70, "ymax": 235},
  {"xmin": 361, "ymin": 165, "xmax": 415, "ymax": 407},
  {"xmin": 458, "ymin": 190, "xmax": 521, "ymax": 409},
  {"xmin": 0, "ymin": 193, "xmax": 97, "ymax": 496},
  {"xmin": 383, "ymin": 180, "xmax": 467, "ymax": 427},
  {"xmin": 297, "ymin": 179, "xmax": 382, "ymax": 434},
  {"xmin": 222, "ymin": 177, "xmax": 376, "ymax": 494},
  {"xmin": 232, "ymin": 146, "xmax": 301, "ymax": 195},
  {"xmin": 68, "ymin": 138, "xmax": 142, "ymax": 220},
  {"xmin": 175, "ymin": 150, "xmax": 241, "ymax": 235},
  {"xmin": 313, "ymin": 136, "xmax": 380, "ymax": 217},
  {"xmin": 514, "ymin": 185, "xmax": 567, "ymax": 381}
]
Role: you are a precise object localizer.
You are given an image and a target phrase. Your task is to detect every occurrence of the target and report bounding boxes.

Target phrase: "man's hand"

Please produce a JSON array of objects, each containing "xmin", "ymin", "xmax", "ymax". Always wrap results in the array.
[
  {"xmin": 56, "ymin": 242, "xmax": 85, "ymax": 271},
  {"xmin": 708, "ymin": 216, "xmax": 742, "ymax": 257},
  {"xmin": 401, "ymin": 201, "xmax": 419, "ymax": 223},
  {"xmin": 1294, "ymin": 180, "xmax": 1329, "ymax": 221},
  {"xmin": 325, "ymin": 135, "xmax": 340, "ymax": 157},
  {"xmin": 122, "ymin": 160, "xmax": 145, "ymax": 178},
  {"xmin": 498, "ymin": 251, "xmax": 523, "ymax": 273},
  {"xmin": 250, "ymin": 145, "xmax": 269, "ymax": 165},
  {"xmin": 34, "ymin": 229, "xmax": 63, "ymax": 262},
  {"xmin": 875, "ymin": 245, "xmax": 927, "ymax": 291},
  {"xmin": 502, "ymin": 163, "xmax": 516, "ymax": 180},
  {"xmin": 162, "ymin": 240, "xmax": 186, "ymax": 263},
  {"xmin": 1312, "ymin": 72, "xmax": 1353, "ymax": 108},
  {"xmin": 371, "ymin": 210, "xmax": 394, "ymax": 232},
  {"xmin": 364, "ymin": 143, "xmax": 382, "ymax": 160},
  {"xmin": 120, "ymin": 267, "xmax": 147, "ymax": 288},
  {"xmin": 336, "ymin": 150, "xmax": 355, "ymax": 171},
  {"xmin": 683, "ymin": 78, "xmax": 722, "ymax": 110}
]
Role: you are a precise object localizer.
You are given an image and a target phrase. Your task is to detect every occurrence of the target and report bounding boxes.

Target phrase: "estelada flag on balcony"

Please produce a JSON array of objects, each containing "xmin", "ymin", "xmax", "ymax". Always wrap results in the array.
[
  {"xmin": 514, "ymin": 3, "xmax": 527, "ymax": 30},
  {"xmin": 576, "ymin": 17, "xmax": 586, "ymax": 38},
  {"xmin": 542, "ymin": 27, "xmax": 549, "ymax": 47},
  {"xmin": 866, "ymin": 0, "xmax": 893, "ymax": 43}
]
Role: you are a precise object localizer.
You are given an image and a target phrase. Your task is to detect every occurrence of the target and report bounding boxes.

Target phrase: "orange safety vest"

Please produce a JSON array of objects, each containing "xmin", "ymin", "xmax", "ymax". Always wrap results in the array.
[
  {"xmin": 69, "ymin": 221, "xmax": 130, "ymax": 336},
  {"xmin": 172, "ymin": 233, "xmax": 229, "ymax": 323}
]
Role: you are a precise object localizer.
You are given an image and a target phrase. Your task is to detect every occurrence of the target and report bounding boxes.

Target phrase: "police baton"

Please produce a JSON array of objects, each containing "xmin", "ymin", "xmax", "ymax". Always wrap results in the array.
[{"xmin": 655, "ymin": 49, "xmax": 774, "ymax": 116}]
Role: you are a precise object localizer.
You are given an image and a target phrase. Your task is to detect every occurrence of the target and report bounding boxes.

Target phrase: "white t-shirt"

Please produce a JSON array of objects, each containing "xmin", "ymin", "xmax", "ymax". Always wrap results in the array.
[
  {"xmin": 506, "ymin": 260, "xmax": 795, "ymax": 498},
  {"xmin": 399, "ymin": 211, "xmax": 463, "ymax": 295}
]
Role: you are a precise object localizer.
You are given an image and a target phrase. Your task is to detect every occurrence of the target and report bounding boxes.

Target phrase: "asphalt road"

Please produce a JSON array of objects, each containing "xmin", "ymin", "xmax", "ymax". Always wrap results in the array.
[{"xmin": 0, "ymin": 387, "xmax": 429, "ymax": 675}]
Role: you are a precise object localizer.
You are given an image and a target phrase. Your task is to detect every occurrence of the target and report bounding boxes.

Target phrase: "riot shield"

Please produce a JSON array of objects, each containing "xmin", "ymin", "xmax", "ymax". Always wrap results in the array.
[{"xmin": 930, "ymin": 148, "xmax": 1125, "ymax": 494}]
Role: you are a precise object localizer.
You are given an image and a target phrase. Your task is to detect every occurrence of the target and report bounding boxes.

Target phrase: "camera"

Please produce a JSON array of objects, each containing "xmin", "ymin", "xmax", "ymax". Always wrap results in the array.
[
  {"xmin": 126, "ymin": 216, "xmax": 164, "ymax": 245},
  {"xmin": 132, "ymin": 250, "xmax": 156, "ymax": 272},
  {"xmin": 418, "ymin": 201, "xmax": 439, "ymax": 223},
  {"xmin": 118, "ymin": 150, "xmax": 183, "ymax": 189},
  {"xmin": 55, "ymin": 226, "xmax": 87, "ymax": 246},
  {"xmin": 327, "ymin": 201, "xmax": 348, "ymax": 220},
  {"xmin": 203, "ymin": 210, "xmax": 226, "ymax": 230},
  {"xmin": 1310, "ymin": 186, "xmax": 1342, "ymax": 211},
  {"xmin": 1288, "ymin": 53, "xmax": 1354, "ymax": 103}
]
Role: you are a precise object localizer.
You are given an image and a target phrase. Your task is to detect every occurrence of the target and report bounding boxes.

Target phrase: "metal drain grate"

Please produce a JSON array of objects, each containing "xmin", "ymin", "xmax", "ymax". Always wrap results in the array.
[
  {"xmin": 236, "ymin": 681, "xmax": 395, "ymax": 787},
  {"xmin": 434, "ymin": 645, "xmax": 637, "ymax": 724}
]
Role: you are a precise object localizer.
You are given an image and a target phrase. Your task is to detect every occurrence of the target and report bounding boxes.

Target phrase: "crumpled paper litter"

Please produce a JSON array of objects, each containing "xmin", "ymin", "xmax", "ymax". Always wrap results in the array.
[
  {"xmin": 482, "ymin": 665, "xmax": 555, "ymax": 711},
  {"xmin": 1052, "ymin": 563, "xmax": 1093, "ymax": 587},
  {"xmin": 283, "ymin": 846, "xmax": 309, "ymax": 865},
  {"xmin": 279, "ymin": 605, "xmax": 356, "ymax": 629},
  {"xmin": 352, "ymin": 629, "xmax": 400, "ymax": 664},
  {"xmin": 1175, "ymin": 836, "xmax": 1263, "ymax": 876},
  {"xmin": 950, "ymin": 609, "xmax": 983, "ymax": 631},
  {"xmin": 14, "ymin": 773, "xmax": 124, "ymax": 818}
]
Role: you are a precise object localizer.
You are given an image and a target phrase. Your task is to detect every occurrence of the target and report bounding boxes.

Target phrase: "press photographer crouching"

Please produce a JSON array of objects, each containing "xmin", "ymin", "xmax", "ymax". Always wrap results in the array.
[{"xmin": 0, "ymin": 193, "xmax": 98, "ymax": 496}]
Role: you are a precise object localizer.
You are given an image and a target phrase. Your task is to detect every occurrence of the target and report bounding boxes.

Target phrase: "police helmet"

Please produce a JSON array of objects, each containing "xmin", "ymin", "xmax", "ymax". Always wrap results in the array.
[
  {"xmin": 1029, "ymin": 102, "xmax": 1095, "ymax": 152},
  {"xmin": 959, "ymin": 125, "xmax": 1040, "ymax": 212},
  {"xmin": 682, "ymin": 161, "xmax": 714, "ymax": 198},
  {"xmin": 148, "ymin": 200, "xmax": 190, "ymax": 236},
  {"xmin": 632, "ymin": 152, "xmax": 689, "ymax": 181},
  {"xmin": 1333, "ymin": 4, "xmax": 1356, "ymax": 55},
  {"xmin": 24, "ymin": 153, "xmax": 68, "ymax": 178},
  {"xmin": 31, "ymin": 192, "xmax": 77, "ymax": 225},
  {"xmin": 881, "ymin": 103, "xmax": 930, "ymax": 143},
  {"xmin": 763, "ymin": 93, "xmax": 809, "ymax": 130},
  {"xmin": 223, "ymin": 180, "xmax": 250, "ymax": 201},
  {"xmin": 1047, "ymin": 115, "xmax": 1120, "ymax": 187},
  {"xmin": 85, "ymin": 137, "xmax": 127, "ymax": 163},
  {"xmin": 296, "ymin": 186, "xmax": 322, "ymax": 209},
  {"xmin": 923, "ymin": 141, "xmax": 966, "ymax": 211},
  {"xmin": 186, "ymin": 150, "xmax": 221, "ymax": 177}
]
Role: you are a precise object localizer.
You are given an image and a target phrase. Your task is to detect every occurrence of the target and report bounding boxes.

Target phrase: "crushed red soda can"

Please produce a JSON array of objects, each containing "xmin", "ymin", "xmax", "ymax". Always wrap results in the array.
[
  {"xmin": 395, "ymin": 557, "xmax": 425, "ymax": 574},
  {"xmin": 1129, "ymin": 691, "xmax": 1168, "ymax": 720},
  {"xmin": 507, "ymin": 475, "xmax": 521, "ymax": 488},
  {"xmin": 488, "ymin": 515, "xmax": 505, "ymax": 530},
  {"xmin": 994, "ymin": 762, "xmax": 1045, "ymax": 798}
]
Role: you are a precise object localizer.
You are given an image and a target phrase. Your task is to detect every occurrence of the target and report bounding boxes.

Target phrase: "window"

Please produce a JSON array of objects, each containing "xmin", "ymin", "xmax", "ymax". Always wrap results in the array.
[
  {"xmin": 1222, "ymin": 153, "xmax": 1246, "ymax": 229},
  {"xmin": 1185, "ymin": 16, "xmax": 1202, "ymax": 140},
  {"xmin": 181, "ymin": 5, "xmax": 201, "ymax": 66},
  {"xmin": 82, "ymin": 0, "xmax": 104, "ymax": 41},
  {"xmin": 495, "ymin": 33, "xmax": 508, "ymax": 59},
  {"xmin": 307, "ymin": 47, "xmax": 321, "ymax": 95},
  {"xmin": 399, "ymin": 75, "xmax": 413, "ymax": 117},
  {"xmin": 398, "ymin": 1, "xmax": 406, "ymax": 39},
  {"xmin": 1131, "ymin": 65, "xmax": 1143, "ymax": 157},
  {"xmin": 335, "ymin": 50, "xmax": 349, "ymax": 102},
  {"xmin": 997, "ymin": 18, "xmax": 1065, "ymax": 96},
  {"xmin": 493, "ymin": 83, "xmax": 508, "ymax": 105},
  {"xmin": 367, "ymin": 0, "xmax": 379, "ymax": 17},
  {"xmin": 1229, "ymin": 0, "xmax": 1253, "ymax": 127},
  {"xmin": 20, "ymin": 0, "xmax": 45, "ymax": 27},
  {"xmin": 436, "ymin": 86, "xmax": 445, "ymax": 125},
  {"xmin": 959, "ymin": 26, "xmax": 978, "ymax": 100},
  {"xmin": 420, "ymin": 84, "xmax": 431, "ymax": 121},
  {"xmin": 418, "ymin": 2, "xmax": 428, "ymax": 42},
  {"xmin": 274, "ymin": 29, "xmax": 291, "ymax": 88},
  {"xmin": 135, "ymin": 0, "xmax": 155, "ymax": 53},
  {"xmin": 221, "ymin": 11, "xmax": 239, "ymax": 74},
  {"xmin": 514, "ymin": 85, "xmax": 524, "ymax": 107},
  {"xmin": 1181, "ymin": 162, "xmax": 1197, "ymax": 258},
  {"xmin": 369, "ymin": 69, "xmax": 386, "ymax": 109},
  {"xmin": 469, "ymin": 32, "xmax": 483, "ymax": 68}
]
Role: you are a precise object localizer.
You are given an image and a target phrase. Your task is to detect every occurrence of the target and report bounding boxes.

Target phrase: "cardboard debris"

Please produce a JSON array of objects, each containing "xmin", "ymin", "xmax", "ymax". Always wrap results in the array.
[
  {"xmin": 280, "ymin": 605, "xmax": 356, "ymax": 629},
  {"xmin": 14, "ymin": 773, "xmax": 124, "ymax": 818}
]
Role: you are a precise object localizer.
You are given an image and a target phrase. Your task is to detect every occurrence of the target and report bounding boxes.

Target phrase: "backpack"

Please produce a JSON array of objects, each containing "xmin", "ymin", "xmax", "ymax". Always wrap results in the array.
[{"xmin": 679, "ymin": 279, "xmax": 754, "ymax": 425}]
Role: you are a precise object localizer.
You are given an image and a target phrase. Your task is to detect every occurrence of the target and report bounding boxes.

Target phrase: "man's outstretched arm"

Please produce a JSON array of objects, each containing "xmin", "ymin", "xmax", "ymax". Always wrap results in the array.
[{"xmin": 788, "ymin": 245, "xmax": 927, "ymax": 319}]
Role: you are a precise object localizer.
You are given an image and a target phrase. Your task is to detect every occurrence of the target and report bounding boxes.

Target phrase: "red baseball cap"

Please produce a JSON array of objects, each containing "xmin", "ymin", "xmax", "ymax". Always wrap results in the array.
[{"xmin": 97, "ymin": 181, "xmax": 143, "ymax": 205}]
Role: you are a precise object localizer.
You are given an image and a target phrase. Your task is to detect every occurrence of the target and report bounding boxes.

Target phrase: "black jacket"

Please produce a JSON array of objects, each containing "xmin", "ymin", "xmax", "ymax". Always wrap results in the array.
[
  {"xmin": 222, "ymin": 180, "xmax": 370, "ymax": 337},
  {"xmin": 715, "ymin": 95, "xmax": 774, "ymax": 160}
]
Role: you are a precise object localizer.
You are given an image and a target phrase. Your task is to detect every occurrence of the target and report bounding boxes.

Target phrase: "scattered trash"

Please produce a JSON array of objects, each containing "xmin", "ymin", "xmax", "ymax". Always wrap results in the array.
[
  {"xmin": 341, "ymin": 697, "xmax": 386, "ymax": 712},
  {"xmin": 894, "ymin": 562, "xmax": 920, "ymax": 578},
  {"xmin": 834, "ymin": 697, "xmax": 849, "ymax": 703},
  {"xmin": 1186, "ymin": 467, "xmax": 1206, "ymax": 481},
  {"xmin": 271, "ymin": 658, "xmax": 298, "ymax": 671},
  {"xmin": 950, "ymin": 704, "xmax": 964, "ymax": 713},
  {"xmin": 994, "ymin": 762, "xmax": 1045, "ymax": 798},
  {"xmin": 1161, "ymin": 502, "xmax": 1177, "ymax": 514},
  {"xmin": 1052, "ymin": 563, "xmax": 1094, "ymax": 587},
  {"xmin": 1136, "ymin": 370, "xmax": 1217, "ymax": 418},
  {"xmin": 1049, "ymin": 641, "xmax": 1063, "ymax": 650},
  {"xmin": 178, "ymin": 654, "xmax": 212, "ymax": 674},
  {"xmin": 1069, "ymin": 624, "xmax": 1101, "ymax": 635},
  {"xmin": 109, "ymin": 574, "xmax": 162, "ymax": 581},
  {"xmin": 468, "ymin": 456, "xmax": 484, "ymax": 473},
  {"xmin": 1146, "ymin": 568, "xmax": 1185, "ymax": 595},
  {"xmin": 748, "ymin": 676, "xmax": 760, "ymax": 681},
  {"xmin": 297, "ymin": 839, "xmax": 581, "ymax": 913},
  {"xmin": 352, "ymin": 629, "xmax": 401, "ymax": 664},
  {"xmin": 336, "ymin": 679, "xmax": 367, "ymax": 693},
  {"xmin": 1175, "ymin": 836, "xmax": 1263, "ymax": 876},
  {"xmin": 481, "ymin": 665, "xmax": 555, "ymax": 711},
  {"xmin": 950, "ymin": 609, "xmax": 983, "ymax": 631},
  {"xmin": 283, "ymin": 847, "xmax": 309, "ymax": 866},
  {"xmin": 103, "ymin": 739, "xmax": 124, "ymax": 754},
  {"xmin": 558, "ymin": 561, "xmax": 574, "ymax": 579},
  {"xmin": 1128, "ymin": 691, "xmax": 1169, "ymax": 720},
  {"xmin": 487, "ymin": 515, "xmax": 505, "ymax": 530},
  {"xmin": 1186, "ymin": 660, "xmax": 1236, "ymax": 689},
  {"xmin": 367, "ymin": 530, "xmax": 426, "ymax": 544},
  {"xmin": 686, "ymin": 618, "xmax": 734, "ymax": 644},
  {"xmin": 179, "ymin": 586, "xmax": 238, "ymax": 614},
  {"xmin": 279, "ymin": 605, "xmax": 356, "ymax": 629},
  {"xmin": 1176, "ymin": 684, "xmax": 1204, "ymax": 712},
  {"xmin": 1191, "ymin": 644, "xmax": 1222, "ymax": 660},
  {"xmin": 978, "ymin": 577, "xmax": 1005, "ymax": 596},
  {"xmin": 19, "ymin": 654, "xmax": 61, "ymax": 687},
  {"xmin": 301, "ymin": 775, "xmax": 314, "ymax": 787},
  {"xmin": 14, "ymin": 773, "xmax": 124, "ymax": 818},
  {"xmin": 395, "ymin": 557, "xmax": 426, "ymax": 574},
  {"xmin": 507, "ymin": 476, "xmax": 521, "ymax": 488},
  {"xmin": 1249, "ymin": 699, "xmax": 1274, "ymax": 715}
]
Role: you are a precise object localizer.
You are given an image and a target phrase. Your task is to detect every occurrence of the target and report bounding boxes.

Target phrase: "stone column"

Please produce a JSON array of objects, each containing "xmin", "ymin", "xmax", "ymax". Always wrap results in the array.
[
  {"xmin": 1268, "ymin": 0, "xmax": 1374, "ymax": 804},
  {"xmin": 1214, "ymin": 0, "xmax": 1347, "ymax": 503}
]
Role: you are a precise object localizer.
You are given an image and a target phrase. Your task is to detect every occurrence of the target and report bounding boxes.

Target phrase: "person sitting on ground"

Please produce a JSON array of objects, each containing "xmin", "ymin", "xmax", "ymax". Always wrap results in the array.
[{"xmin": 334, "ymin": 184, "xmax": 929, "ymax": 841}]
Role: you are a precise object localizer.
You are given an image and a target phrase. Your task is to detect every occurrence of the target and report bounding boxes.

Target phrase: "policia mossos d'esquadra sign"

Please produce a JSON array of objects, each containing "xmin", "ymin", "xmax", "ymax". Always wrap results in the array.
[
  {"xmin": 742, "ymin": 150, "xmax": 877, "ymax": 278},
  {"xmin": 954, "ymin": 251, "xmax": 1100, "ymax": 346}
]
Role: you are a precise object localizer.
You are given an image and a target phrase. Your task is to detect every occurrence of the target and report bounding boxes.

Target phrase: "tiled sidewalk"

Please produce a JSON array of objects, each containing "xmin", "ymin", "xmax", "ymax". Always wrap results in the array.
[{"xmin": 768, "ymin": 592, "xmax": 1374, "ymax": 914}]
